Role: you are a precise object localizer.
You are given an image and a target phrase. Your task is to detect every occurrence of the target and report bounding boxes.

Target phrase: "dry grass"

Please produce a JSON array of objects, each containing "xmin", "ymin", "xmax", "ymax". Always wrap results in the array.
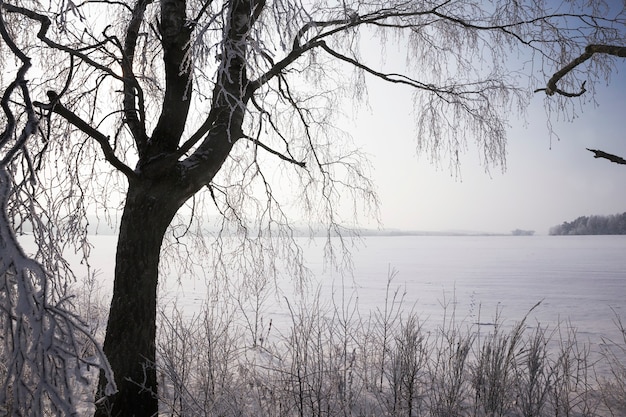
[
  {"xmin": 152, "ymin": 274, "xmax": 625, "ymax": 417},
  {"xmin": 9, "ymin": 269, "xmax": 620, "ymax": 416}
]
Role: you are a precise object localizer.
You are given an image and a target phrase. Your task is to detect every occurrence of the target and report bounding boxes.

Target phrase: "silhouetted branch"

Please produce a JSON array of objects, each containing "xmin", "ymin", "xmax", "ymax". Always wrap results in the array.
[
  {"xmin": 537, "ymin": 44, "xmax": 626, "ymax": 97},
  {"xmin": 1, "ymin": 3, "xmax": 125, "ymax": 82},
  {"xmin": 243, "ymin": 136, "xmax": 306, "ymax": 167},
  {"xmin": 33, "ymin": 97, "xmax": 136, "ymax": 178},
  {"xmin": 586, "ymin": 148, "xmax": 626, "ymax": 165}
]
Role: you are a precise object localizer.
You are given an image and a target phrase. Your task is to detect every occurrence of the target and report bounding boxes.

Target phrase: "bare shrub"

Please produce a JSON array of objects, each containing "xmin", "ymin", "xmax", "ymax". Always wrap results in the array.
[
  {"xmin": 549, "ymin": 323, "xmax": 596, "ymax": 417},
  {"xmin": 148, "ymin": 279, "xmax": 623, "ymax": 417},
  {"xmin": 387, "ymin": 314, "xmax": 429, "ymax": 417},
  {"xmin": 471, "ymin": 313, "xmax": 527, "ymax": 416},
  {"xmin": 598, "ymin": 312, "xmax": 626, "ymax": 416},
  {"xmin": 514, "ymin": 324, "xmax": 557, "ymax": 417},
  {"xmin": 157, "ymin": 301, "xmax": 244, "ymax": 416},
  {"xmin": 427, "ymin": 309, "xmax": 474, "ymax": 417}
]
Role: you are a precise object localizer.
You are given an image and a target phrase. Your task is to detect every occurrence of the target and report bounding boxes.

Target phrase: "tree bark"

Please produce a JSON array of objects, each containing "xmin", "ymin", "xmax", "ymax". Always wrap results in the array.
[
  {"xmin": 92, "ymin": 0, "xmax": 260, "ymax": 415},
  {"xmin": 94, "ymin": 178, "xmax": 183, "ymax": 417}
]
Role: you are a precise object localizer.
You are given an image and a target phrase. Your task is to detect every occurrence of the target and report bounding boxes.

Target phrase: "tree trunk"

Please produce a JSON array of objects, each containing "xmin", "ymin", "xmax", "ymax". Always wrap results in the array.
[
  {"xmin": 91, "ymin": 1, "xmax": 257, "ymax": 413},
  {"xmin": 95, "ymin": 178, "xmax": 182, "ymax": 417}
]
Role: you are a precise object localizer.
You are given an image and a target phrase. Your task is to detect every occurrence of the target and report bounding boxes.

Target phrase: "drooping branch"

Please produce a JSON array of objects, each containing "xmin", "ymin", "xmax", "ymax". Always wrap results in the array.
[
  {"xmin": 0, "ymin": 7, "xmax": 116, "ymax": 415},
  {"xmin": 249, "ymin": 94, "xmax": 303, "ymax": 165},
  {"xmin": 537, "ymin": 44, "xmax": 626, "ymax": 97},
  {"xmin": 318, "ymin": 41, "xmax": 440, "ymax": 91}
]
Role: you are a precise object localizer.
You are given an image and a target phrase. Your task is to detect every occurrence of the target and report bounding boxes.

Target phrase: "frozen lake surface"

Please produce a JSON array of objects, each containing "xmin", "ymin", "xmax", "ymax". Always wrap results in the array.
[
  {"xmin": 315, "ymin": 235, "xmax": 626, "ymax": 338},
  {"xmin": 78, "ymin": 234, "xmax": 625, "ymax": 362}
]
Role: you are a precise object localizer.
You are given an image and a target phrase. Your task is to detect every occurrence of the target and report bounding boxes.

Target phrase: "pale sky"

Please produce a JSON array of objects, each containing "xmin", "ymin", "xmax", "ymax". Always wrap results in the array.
[
  {"xmin": 350, "ymin": 66, "xmax": 626, "ymax": 235},
  {"xmin": 70, "ymin": 26, "xmax": 626, "ymax": 237}
]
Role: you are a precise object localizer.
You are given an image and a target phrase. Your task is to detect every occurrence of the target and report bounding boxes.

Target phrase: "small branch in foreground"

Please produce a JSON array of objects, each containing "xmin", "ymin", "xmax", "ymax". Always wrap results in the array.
[{"xmin": 586, "ymin": 148, "xmax": 626, "ymax": 165}]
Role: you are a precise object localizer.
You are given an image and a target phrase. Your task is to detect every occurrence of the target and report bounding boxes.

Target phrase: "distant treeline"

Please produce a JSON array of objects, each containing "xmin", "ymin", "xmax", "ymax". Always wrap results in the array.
[
  {"xmin": 511, "ymin": 229, "xmax": 534, "ymax": 236},
  {"xmin": 549, "ymin": 212, "xmax": 626, "ymax": 235}
]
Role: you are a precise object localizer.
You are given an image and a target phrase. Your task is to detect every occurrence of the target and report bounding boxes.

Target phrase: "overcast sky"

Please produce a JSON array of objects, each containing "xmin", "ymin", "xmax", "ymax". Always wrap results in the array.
[{"xmin": 349, "ymin": 63, "xmax": 626, "ymax": 235}]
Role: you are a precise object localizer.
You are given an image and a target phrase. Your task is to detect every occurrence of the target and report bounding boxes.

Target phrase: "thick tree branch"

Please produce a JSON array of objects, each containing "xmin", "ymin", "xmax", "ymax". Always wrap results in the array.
[
  {"xmin": 537, "ymin": 44, "xmax": 626, "ymax": 96},
  {"xmin": 0, "ymin": 4, "xmax": 36, "ymax": 163},
  {"xmin": 292, "ymin": 16, "xmax": 357, "ymax": 50},
  {"xmin": 120, "ymin": 0, "xmax": 152, "ymax": 152},
  {"xmin": 292, "ymin": 7, "xmax": 579, "ymax": 57},
  {"xmin": 251, "ymin": 4, "xmax": 550, "ymax": 98},
  {"xmin": 587, "ymin": 148, "xmax": 626, "ymax": 165},
  {"xmin": 175, "ymin": 106, "xmax": 219, "ymax": 157},
  {"xmin": 182, "ymin": 0, "xmax": 265, "ymax": 186},
  {"xmin": 247, "ymin": 41, "xmax": 322, "ymax": 95},
  {"xmin": 148, "ymin": 0, "xmax": 194, "ymax": 157},
  {"xmin": 34, "ymin": 99, "xmax": 136, "ymax": 178},
  {"xmin": 249, "ymin": 10, "xmax": 421, "ymax": 93}
]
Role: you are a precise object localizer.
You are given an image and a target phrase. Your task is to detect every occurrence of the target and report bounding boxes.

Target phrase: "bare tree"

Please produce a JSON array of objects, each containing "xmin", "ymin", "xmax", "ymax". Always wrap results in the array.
[{"xmin": 0, "ymin": 0, "xmax": 624, "ymax": 415}]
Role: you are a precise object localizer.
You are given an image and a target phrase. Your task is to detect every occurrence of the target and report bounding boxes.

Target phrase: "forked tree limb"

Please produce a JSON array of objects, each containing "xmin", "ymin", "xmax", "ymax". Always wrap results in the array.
[
  {"xmin": 537, "ymin": 44, "xmax": 626, "ymax": 166},
  {"xmin": 536, "ymin": 44, "xmax": 626, "ymax": 97},
  {"xmin": 33, "ymin": 97, "xmax": 136, "ymax": 178}
]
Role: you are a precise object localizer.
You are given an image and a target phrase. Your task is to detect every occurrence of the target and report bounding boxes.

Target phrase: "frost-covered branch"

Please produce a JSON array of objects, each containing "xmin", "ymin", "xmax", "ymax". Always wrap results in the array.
[{"xmin": 0, "ymin": 5, "xmax": 115, "ymax": 415}]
